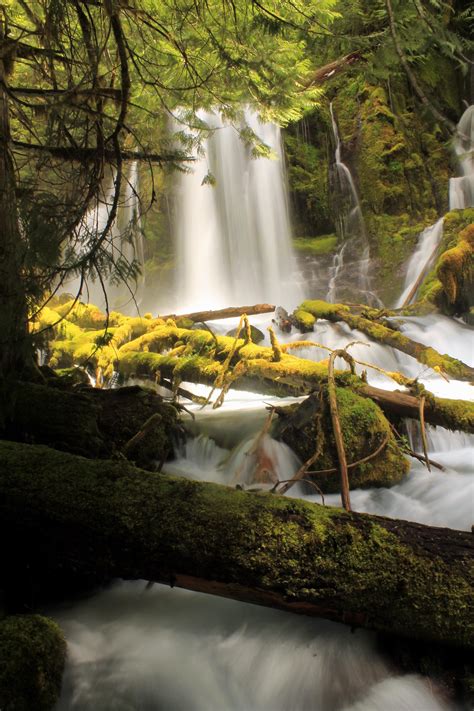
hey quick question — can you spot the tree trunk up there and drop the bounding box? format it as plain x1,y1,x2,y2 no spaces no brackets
0,23,30,378
1,439,472,648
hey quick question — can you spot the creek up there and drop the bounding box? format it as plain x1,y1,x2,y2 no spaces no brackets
52,108,473,710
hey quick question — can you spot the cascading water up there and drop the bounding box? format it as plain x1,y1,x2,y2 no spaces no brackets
327,104,378,305
51,108,474,711
396,104,474,308
174,110,303,312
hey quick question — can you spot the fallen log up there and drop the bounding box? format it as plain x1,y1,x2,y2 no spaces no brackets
117,347,474,434
1,440,472,648
160,303,275,323
293,300,474,382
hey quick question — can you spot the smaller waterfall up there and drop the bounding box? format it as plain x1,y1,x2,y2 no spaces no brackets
327,104,377,305
65,162,145,311
395,218,444,308
449,104,474,209
396,104,474,308
174,110,302,312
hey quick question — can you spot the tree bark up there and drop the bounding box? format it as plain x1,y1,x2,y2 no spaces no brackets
0,22,30,377
1,439,472,648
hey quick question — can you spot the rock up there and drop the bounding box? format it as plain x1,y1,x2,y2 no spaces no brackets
226,325,265,343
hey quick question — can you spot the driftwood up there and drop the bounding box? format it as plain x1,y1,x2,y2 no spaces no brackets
1,439,472,648
160,303,275,323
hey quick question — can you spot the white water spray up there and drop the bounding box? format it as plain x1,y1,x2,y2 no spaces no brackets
174,110,302,312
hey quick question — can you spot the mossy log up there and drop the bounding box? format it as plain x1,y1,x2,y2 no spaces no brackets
0,614,66,711
2,381,180,466
38,312,474,434
117,347,474,434
293,300,474,382
1,439,473,648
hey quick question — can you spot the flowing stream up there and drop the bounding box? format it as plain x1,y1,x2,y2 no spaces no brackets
52,108,474,710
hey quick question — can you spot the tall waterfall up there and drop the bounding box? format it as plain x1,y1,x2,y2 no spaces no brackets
396,104,474,308
174,110,302,312
326,104,377,305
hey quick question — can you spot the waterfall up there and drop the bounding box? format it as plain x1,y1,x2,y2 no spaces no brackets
449,104,474,209
395,218,444,308
396,104,474,308
174,110,302,312
65,162,145,311
327,104,378,305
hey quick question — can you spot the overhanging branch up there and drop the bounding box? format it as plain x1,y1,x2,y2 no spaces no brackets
12,140,194,164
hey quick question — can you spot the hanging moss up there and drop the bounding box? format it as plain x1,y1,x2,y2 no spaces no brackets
0,614,66,711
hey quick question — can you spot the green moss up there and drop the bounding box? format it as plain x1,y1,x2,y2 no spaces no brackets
418,210,474,316
292,309,316,332
293,234,338,255
277,387,409,493
299,300,349,318
0,614,66,711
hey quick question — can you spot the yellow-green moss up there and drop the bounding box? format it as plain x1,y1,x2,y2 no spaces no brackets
300,300,349,318
293,309,317,332
293,235,338,255
0,614,66,711
417,209,474,316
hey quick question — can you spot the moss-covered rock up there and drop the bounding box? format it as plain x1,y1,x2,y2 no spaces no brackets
275,389,409,493
0,614,66,711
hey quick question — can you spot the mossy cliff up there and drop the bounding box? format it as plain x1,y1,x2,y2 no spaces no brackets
0,614,66,711
0,439,472,648
284,68,460,304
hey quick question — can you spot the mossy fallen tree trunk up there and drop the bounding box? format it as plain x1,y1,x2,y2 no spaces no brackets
37,306,474,434
292,300,474,382
117,347,474,434
1,439,473,648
